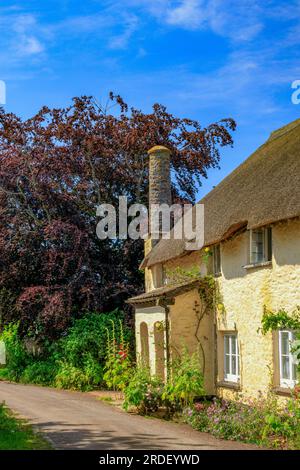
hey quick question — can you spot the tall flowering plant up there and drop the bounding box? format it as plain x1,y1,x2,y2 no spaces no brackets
103,320,132,391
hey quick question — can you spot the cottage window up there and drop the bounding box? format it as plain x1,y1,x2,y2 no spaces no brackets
250,227,272,264
224,334,240,383
279,330,298,388
213,244,221,276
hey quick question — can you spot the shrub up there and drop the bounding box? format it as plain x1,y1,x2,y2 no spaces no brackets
162,349,204,410
0,323,30,381
123,350,204,415
20,361,57,386
0,310,132,392
123,367,163,414
54,363,95,391
58,310,132,369
54,354,104,391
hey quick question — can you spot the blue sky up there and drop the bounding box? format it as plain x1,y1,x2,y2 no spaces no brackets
1,0,300,198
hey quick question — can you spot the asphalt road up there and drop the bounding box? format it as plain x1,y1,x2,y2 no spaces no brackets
0,381,258,450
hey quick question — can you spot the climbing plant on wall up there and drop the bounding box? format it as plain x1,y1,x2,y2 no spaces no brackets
260,306,300,371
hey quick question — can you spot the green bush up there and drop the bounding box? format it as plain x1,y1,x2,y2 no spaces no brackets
0,310,132,392
123,350,204,415
0,323,30,381
55,354,104,391
58,310,132,368
123,367,163,414
162,349,204,410
55,363,92,391
20,361,56,386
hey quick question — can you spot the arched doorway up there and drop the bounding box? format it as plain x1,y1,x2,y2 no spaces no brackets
140,322,150,369
154,321,165,380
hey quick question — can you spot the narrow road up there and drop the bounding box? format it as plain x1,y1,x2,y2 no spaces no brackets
0,382,257,450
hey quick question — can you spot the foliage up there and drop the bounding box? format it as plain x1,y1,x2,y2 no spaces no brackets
0,95,235,339
261,306,300,335
54,362,99,391
20,361,56,386
162,349,204,409
103,320,132,391
0,311,132,391
0,403,51,450
123,367,163,414
0,323,30,381
201,247,213,266
58,310,131,368
124,349,204,415
260,306,300,376
185,393,300,449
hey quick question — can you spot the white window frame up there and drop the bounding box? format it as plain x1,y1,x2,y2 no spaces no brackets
250,227,272,264
279,330,298,388
224,334,240,383
213,244,221,276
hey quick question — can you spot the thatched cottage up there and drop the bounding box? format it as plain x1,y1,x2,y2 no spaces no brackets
128,118,300,400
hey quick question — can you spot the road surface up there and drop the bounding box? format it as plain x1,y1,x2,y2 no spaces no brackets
0,382,258,450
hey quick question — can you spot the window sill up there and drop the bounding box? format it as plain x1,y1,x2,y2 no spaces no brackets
272,387,294,397
243,261,272,270
217,381,241,391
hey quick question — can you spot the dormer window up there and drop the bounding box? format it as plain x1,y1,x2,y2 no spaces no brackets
250,227,272,264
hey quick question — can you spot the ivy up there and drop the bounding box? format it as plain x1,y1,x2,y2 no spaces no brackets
260,306,300,379
261,306,300,335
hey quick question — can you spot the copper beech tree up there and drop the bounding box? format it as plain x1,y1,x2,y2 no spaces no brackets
0,94,236,339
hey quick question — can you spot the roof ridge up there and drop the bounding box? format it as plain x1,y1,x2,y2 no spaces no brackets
268,118,300,142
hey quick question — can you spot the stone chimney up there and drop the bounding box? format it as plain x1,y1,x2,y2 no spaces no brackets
145,145,171,256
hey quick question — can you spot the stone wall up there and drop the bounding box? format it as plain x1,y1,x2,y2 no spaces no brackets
144,146,171,292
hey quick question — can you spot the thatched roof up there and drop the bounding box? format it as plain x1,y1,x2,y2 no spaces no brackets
127,279,201,306
143,118,300,268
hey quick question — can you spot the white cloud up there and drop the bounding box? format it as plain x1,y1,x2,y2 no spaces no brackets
16,36,44,56
12,13,37,33
120,0,294,42
108,14,139,49
166,0,207,29
1,13,46,57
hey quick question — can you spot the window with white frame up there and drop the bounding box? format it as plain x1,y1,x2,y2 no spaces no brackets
213,244,221,276
279,330,298,388
224,334,240,382
250,227,272,264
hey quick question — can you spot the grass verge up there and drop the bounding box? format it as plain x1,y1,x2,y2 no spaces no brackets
0,402,52,450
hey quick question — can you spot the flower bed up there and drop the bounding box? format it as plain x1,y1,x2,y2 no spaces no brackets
184,392,300,449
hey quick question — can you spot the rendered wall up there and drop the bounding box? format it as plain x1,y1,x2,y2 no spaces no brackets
135,307,166,377
138,218,300,398
216,218,300,399
169,288,215,394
